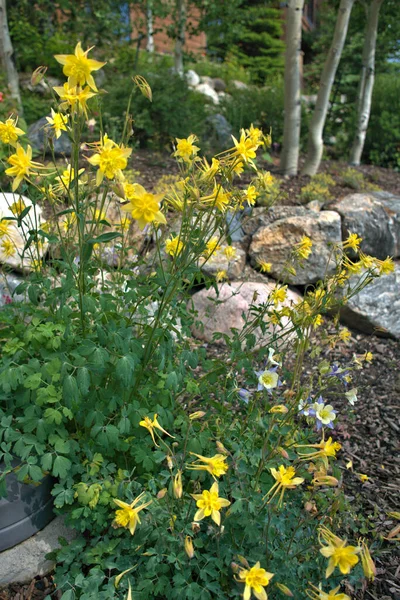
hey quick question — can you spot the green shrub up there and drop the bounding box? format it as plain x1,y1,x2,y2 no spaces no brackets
187,54,251,85
363,73,400,169
300,173,335,204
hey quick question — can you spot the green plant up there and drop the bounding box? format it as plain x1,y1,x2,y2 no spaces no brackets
300,174,335,204
340,168,381,191
0,42,391,600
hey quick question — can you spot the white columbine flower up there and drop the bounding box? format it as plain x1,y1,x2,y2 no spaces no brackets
257,369,279,391
345,388,358,406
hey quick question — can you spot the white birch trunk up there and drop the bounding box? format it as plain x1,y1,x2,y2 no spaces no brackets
281,0,305,176
350,0,384,165
146,0,154,53
174,0,186,76
302,0,355,176
0,0,23,114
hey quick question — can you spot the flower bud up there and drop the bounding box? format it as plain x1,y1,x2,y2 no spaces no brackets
276,583,294,597
216,441,229,455
184,536,195,559
166,455,174,470
173,470,183,499
191,522,201,534
360,539,376,581
157,487,168,499
279,447,289,460
31,65,47,86
189,411,206,420
132,75,152,102
313,475,339,487
269,404,288,414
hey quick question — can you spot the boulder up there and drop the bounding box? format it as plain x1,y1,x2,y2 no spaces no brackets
340,264,400,339
0,193,48,272
0,516,75,585
248,210,341,285
200,246,246,280
195,83,219,105
325,192,400,260
28,116,72,156
200,75,214,86
230,80,249,90
0,272,25,307
189,280,302,346
186,69,200,88
203,113,233,152
212,78,226,92
243,206,310,238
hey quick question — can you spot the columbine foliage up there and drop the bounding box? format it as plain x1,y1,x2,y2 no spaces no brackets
0,42,393,600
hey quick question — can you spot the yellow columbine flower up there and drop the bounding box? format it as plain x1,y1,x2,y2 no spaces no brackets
88,134,132,185
174,134,200,162
257,260,272,273
203,236,221,259
5,144,41,191
200,157,220,180
224,245,237,261
122,183,166,230
306,582,351,600
62,211,77,232
187,453,228,479
377,256,395,275
9,198,26,216
264,465,304,507
244,185,259,206
216,269,228,282
0,219,10,238
269,405,288,414
46,109,69,139
319,526,360,578
55,164,85,192
165,235,184,257
139,413,174,447
53,82,96,116
338,328,351,343
191,481,230,526
364,351,373,363
343,232,362,252
1,239,16,258
359,539,376,581
113,491,152,536
233,161,244,176
257,171,274,188
296,236,313,260
54,41,105,91
270,285,287,306
201,184,231,212
296,436,341,470
0,116,24,147
232,131,257,164
237,561,274,600
246,124,264,146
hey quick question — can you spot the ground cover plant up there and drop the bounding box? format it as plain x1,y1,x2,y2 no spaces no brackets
0,43,395,600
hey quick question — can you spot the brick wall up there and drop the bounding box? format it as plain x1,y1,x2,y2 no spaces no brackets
130,3,206,56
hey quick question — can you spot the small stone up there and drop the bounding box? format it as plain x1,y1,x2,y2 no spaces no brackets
200,246,246,280
230,80,249,90
212,78,226,92
0,272,25,306
0,516,75,585
186,69,200,87
195,83,219,105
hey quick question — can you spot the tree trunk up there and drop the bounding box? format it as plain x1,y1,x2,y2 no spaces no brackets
174,0,186,76
0,0,23,114
146,0,154,54
281,0,305,176
302,0,355,176
350,0,384,165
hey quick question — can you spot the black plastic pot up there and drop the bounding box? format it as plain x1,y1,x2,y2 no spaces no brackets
0,462,55,552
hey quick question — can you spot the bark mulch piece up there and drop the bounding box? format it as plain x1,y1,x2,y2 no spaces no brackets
0,576,57,600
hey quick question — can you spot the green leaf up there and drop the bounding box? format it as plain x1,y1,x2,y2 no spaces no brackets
88,232,122,244
53,455,72,478
60,590,75,600
166,371,178,391
116,355,135,387
77,367,90,396
24,373,42,390
44,408,63,425
28,464,44,482
41,453,53,471
63,374,79,406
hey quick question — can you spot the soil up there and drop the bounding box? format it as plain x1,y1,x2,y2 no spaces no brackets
1,154,399,599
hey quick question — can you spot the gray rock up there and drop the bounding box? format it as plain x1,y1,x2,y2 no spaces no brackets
28,116,72,157
195,83,219,105
200,246,246,280
0,516,75,585
230,80,249,90
0,272,25,307
186,69,200,87
203,113,233,152
189,280,302,347
200,75,214,86
243,206,310,238
326,192,400,260
212,78,226,92
340,264,400,339
249,211,342,285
